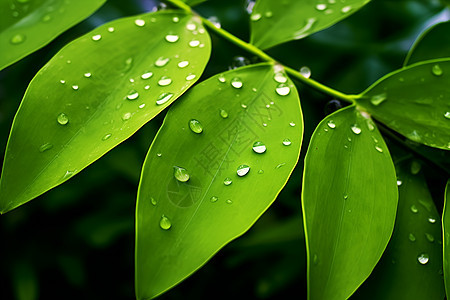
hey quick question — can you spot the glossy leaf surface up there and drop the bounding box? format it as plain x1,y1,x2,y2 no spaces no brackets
135,64,303,299
0,11,211,213
0,0,106,70
405,21,450,66
250,0,370,49
443,180,450,299
357,59,450,150
302,106,397,300
354,159,444,299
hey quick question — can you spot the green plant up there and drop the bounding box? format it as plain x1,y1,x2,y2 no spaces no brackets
1,0,449,299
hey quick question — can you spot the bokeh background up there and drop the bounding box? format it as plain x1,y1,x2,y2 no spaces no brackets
1,0,449,299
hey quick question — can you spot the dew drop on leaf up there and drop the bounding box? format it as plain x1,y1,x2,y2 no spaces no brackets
156,92,173,105
425,233,435,243
218,74,226,83
126,90,139,100
102,133,112,141
273,72,287,83
185,74,196,81
275,84,290,96
231,77,243,89
122,112,132,121
315,4,327,11
173,166,190,182
141,71,153,79
375,145,383,153
410,204,419,214
417,253,429,265
327,120,336,129
408,233,416,242
155,56,170,67
91,34,102,41
165,34,179,43
210,196,218,203
237,164,250,177
72,85,79,90
428,217,436,224
250,13,262,21
282,138,291,146
351,124,361,135
188,119,203,134
431,64,443,76
219,109,228,119
107,27,115,32
226,199,233,204
186,22,197,31
159,215,172,230
57,113,69,125
370,93,387,106
341,5,352,13
178,61,189,68
223,177,232,186
299,66,311,79
158,76,172,86
444,112,450,119
84,72,92,78
189,40,200,47
252,141,266,153
10,33,25,44
135,19,146,27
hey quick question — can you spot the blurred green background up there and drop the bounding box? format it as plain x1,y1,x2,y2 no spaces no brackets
0,0,449,299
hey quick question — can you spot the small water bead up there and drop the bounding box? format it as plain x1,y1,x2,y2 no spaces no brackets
275,83,290,96
186,22,197,31
57,113,69,125
327,120,336,129
141,71,153,79
60,80,65,84
156,153,162,157
122,112,132,121
10,33,25,44
159,215,172,230
84,72,92,78
426,233,435,243
92,34,102,41
223,177,232,186
72,85,79,90
276,163,286,169
127,90,139,100
155,56,170,67
231,77,243,89
218,75,226,83
341,5,352,13
219,109,228,119
251,141,267,154
107,27,115,32
410,204,419,213
417,253,429,265
432,64,443,76
178,61,189,68
186,74,196,81
258,169,264,174
237,164,250,176
210,196,218,203
299,66,311,79
351,124,361,135
172,16,179,23
208,16,221,28
39,143,53,152
173,166,190,182
158,76,172,86
289,122,296,127
226,199,233,204
370,93,387,106
250,13,262,21
156,92,173,105
165,34,179,43
282,138,291,146
189,40,200,47
102,133,112,141
150,197,157,206
397,180,402,186
315,4,327,11
63,170,75,180
189,119,203,134
408,233,416,242
375,145,383,153
274,72,287,83
428,217,436,224
144,85,150,90
135,19,146,27
444,112,450,119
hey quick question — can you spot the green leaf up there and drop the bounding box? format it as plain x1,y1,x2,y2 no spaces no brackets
0,0,106,70
302,106,398,300
250,0,371,49
354,159,445,299
135,63,303,299
183,0,207,6
0,11,211,213
443,179,450,299
357,58,450,150
405,21,450,66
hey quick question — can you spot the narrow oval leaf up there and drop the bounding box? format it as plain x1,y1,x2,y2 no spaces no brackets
404,21,450,66
302,106,398,300
357,58,450,150
443,179,450,299
250,0,370,49
354,159,444,299
0,0,106,70
135,63,303,299
0,11,211,213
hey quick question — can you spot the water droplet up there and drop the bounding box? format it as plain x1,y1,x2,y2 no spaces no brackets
135,19,146,27
408,233,416,242
258,169,264,174
102,133,112,141
186,74,196,81
141,71,153,79
351,125,361,135
218,75,226,83
155,56,170,67
59,80,65,84
276,163,286,169
250,13,262,21
150,197,157,206
375,145,383,153
159,215,172,230
83,72,92,78
39,143,53,152
276,84,290,96
426,233,435,243
122,112,132,121
231,77,243,89
156,92,174,105
186,22,197,31
226,199,233,204
158,76,172,86
165,34,179,43
126,90,139,100
173,166,190,182
92,34,102,41
172,16,179,23
108,27,115,32
417,253,429,265
237,164,250,176
189,119,203,134
289,122,296,127
10,33,25,44
223,177,232,186
241,104,248,109
274,72,287,83
178,61,189,68
72,85,79,90
210,196,218,203
432,64,443,76
410,161,421,175
219,109,228,119
428,217,436,224
139,103,146,109
252,141,266,153
444,112,450,119
208,16,221,28
144,85,150,90
282,138,291,146
370,93,387,106
156,153,162,157
397,180,402,186
189,40,200,47
299,66,311,78
341,5,352,13
327,120,336,129
316,4,327,11
410,204,419,213
63,170,75,180
57,113,69,125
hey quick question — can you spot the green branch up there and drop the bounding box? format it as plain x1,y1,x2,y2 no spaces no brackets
166,0,357,104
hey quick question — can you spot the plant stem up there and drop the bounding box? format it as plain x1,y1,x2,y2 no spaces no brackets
165,0,357,104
